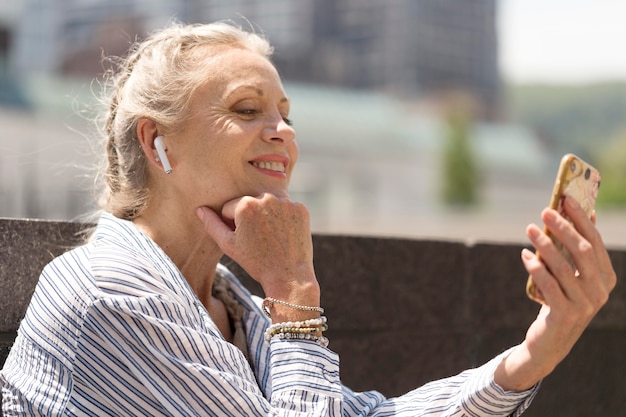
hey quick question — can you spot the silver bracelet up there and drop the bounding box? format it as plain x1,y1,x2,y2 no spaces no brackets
262,297,324,318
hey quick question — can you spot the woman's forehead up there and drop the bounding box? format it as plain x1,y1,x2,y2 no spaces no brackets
195,49,286,101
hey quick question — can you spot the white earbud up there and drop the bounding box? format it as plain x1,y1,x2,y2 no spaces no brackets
154,136,172,174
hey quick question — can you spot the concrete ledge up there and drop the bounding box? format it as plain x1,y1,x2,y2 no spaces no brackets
1,218,625,416
0,219,88,332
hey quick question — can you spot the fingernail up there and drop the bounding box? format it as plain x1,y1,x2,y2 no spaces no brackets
521,248,535,260
528,226,541,240
196,207,207,219
544,209,557,223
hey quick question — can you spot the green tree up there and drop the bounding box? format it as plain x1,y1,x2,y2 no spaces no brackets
441,104,479,206
596,131,626,208
507,82,626,159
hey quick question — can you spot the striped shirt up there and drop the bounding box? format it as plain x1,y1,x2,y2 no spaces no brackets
1,212,539,416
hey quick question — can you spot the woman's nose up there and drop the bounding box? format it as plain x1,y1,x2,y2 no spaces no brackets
261,114,296,145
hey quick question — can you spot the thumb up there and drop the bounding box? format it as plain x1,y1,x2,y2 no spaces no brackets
196,206,235,252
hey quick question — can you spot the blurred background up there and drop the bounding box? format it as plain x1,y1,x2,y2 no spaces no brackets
0,0,625,247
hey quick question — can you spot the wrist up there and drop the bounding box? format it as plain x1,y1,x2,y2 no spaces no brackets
259,269,321,322
265,287,321,324
263,297,324,317
263,273,320,302
494,342,552,392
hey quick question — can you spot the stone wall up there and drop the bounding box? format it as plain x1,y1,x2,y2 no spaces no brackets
1,218,624,415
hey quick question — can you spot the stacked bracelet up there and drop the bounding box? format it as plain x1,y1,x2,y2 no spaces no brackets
262,297,324,318
264,316,329,347
274,332,330,347
266,323,329,338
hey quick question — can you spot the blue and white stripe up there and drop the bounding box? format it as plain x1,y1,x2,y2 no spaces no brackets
1,212,539,416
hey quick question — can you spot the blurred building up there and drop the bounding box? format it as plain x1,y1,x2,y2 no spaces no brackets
3,0,500,118
0,0,563,244
7,0,177,79
241,0,501,120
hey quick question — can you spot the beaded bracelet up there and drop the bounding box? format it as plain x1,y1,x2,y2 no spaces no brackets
264,316,328,342
267,316,327,330
274,332,330,347
266,323,329,338
262,297,324,318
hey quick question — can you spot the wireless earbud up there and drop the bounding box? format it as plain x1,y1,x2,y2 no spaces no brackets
154,136,172,174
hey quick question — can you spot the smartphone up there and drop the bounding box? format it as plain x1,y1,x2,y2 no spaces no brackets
526,153,601,304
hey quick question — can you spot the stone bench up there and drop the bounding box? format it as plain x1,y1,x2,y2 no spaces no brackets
1,218,624,416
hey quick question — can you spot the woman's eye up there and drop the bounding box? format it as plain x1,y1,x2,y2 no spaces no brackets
234,107,292,126
236,109,258,117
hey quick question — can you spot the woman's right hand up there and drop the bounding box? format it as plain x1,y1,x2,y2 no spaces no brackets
196,193,320,321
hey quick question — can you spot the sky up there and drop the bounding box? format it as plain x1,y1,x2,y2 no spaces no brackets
498,0,626,84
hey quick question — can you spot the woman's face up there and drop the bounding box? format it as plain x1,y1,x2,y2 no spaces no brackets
165,47,297,211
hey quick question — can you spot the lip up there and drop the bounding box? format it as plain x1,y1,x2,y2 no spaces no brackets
248,154,290,177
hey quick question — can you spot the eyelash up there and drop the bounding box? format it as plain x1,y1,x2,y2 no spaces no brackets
236,109,258,117
235,109,293,126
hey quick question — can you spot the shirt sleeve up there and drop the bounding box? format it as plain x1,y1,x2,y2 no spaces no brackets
75,294,343,416
76,293,537,417
340,348,540,417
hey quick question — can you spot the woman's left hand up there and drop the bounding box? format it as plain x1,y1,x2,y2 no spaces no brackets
494,195,616,391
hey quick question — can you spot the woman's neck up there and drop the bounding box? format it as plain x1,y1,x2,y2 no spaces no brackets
132,205,224,307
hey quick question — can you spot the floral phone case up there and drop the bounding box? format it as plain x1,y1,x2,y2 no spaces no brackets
526,154,601,304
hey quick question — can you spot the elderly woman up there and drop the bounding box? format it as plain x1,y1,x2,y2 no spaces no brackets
1,22,615,416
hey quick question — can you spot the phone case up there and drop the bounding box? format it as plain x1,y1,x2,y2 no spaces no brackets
526,153,601,304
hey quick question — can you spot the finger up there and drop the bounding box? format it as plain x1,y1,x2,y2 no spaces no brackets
561,196,604,262
521,247,566,308
541,207,582,258
560,196,615,294
196,206,235,253
560,195,597,245
221,193,280,226
543,203,615,309
527,220,582,302
221,197,246,226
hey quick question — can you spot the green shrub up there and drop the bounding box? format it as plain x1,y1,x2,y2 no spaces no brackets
441,106,479,206
596,132,626,208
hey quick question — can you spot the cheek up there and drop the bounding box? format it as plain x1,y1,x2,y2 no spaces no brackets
289,142,299,172
207,112,234,134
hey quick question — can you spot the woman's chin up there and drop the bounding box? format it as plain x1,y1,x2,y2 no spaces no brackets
247,185,290,199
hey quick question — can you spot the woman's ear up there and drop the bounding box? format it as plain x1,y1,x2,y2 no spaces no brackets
137,118,171,173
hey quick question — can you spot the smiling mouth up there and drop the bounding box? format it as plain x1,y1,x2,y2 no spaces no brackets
250,161,286,173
